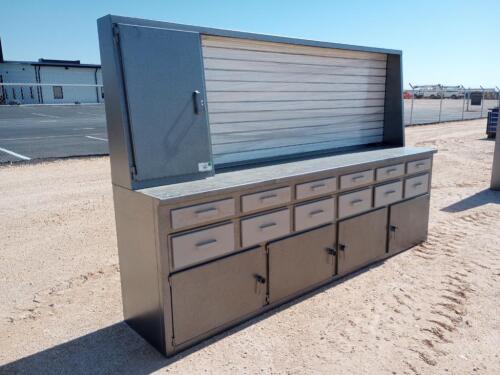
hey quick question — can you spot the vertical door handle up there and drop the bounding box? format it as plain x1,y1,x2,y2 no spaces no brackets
254,274,266,295
193,90,204,114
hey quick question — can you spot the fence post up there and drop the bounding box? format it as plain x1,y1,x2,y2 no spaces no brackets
409,83,415,126
461,86,466,120
480,86,485,118
438,85,444,123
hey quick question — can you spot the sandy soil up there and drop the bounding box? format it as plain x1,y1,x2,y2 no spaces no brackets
1,119,499,374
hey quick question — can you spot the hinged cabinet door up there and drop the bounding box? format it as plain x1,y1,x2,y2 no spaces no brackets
268,224,336,304
338,208,388,275
170,247,267,346
388,194,430,254
116,23,213,185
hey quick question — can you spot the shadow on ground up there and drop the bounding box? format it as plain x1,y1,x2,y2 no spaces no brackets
0,260,386,375
442,188,500,212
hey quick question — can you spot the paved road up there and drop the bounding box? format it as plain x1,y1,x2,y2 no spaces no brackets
0,100,494,163
0,104,108,163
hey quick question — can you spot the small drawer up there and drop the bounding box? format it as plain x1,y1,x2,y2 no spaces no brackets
241,209,290,247
171,198,235,230
340,170,374,190
295,198,336,231
405,174,429,198
338,188,372,218
407,158,431,174
241,187,291,212
376,163,405,181
296,177,337,200
171,223,235,270
374,181,403,207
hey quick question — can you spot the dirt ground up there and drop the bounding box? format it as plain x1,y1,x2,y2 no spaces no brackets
1,119,499,374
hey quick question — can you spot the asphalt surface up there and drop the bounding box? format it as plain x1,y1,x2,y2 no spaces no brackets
0,100,495,163
0,104,108,163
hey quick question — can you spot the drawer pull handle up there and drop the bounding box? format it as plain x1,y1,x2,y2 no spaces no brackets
350,199,364,206
416,162,426,167
309,209,325,217
413,182,424,188
259,222,277,230
387,168,398,174
260,194,278,202
352,175,365,181
311,183,326,191
195,238,217,248
195,207,218,217
384,190,397,195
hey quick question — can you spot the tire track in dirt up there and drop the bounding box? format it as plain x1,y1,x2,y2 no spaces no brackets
3,263,119,324
391,208,500,373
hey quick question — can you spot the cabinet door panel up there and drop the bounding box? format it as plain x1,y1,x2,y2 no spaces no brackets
388,194,430,254
268,224,336,303
171,247,267,345
338,208,387,275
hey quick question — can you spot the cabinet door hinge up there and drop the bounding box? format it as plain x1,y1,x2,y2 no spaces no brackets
130,165,137,178
112,25,120,44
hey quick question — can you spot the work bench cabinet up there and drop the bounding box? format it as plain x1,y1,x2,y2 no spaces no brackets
98,15,436,356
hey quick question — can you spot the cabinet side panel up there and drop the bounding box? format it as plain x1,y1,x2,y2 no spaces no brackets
112,185,165,353
97,16,134,189
383,53,404,146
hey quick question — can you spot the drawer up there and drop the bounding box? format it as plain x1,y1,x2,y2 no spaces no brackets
171,223,235,270
374,181,403,207
376,163,405,181
296,177,337,200
241,187,291,213
241,209,290,247
407,158,431,174
405,174,430,198
171,198,235,230
295,198,336,231
338,188,372,218
340,170,374,190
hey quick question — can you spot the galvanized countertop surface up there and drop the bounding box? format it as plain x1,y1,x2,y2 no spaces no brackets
139,146,436,203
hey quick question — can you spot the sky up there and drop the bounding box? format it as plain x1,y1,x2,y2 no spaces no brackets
1,0,499,89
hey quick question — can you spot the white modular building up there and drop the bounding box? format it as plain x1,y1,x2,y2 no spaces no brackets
0,39,103,105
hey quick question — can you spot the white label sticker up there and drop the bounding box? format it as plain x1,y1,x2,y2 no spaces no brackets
198,162,213,172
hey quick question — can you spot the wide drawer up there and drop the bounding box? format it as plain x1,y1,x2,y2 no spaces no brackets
407,158,431,174
340,170,374,190
376,163,405,181
374,181,403,207
338,188,372,218
171,223,235,270
241,209,290,247
296,177,337,200
171,198,235,230
295,198,336,231
405,174,430,198
241,187,291,212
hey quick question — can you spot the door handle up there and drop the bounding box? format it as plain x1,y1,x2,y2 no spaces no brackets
326,247,337,256
254,274,266,295
193,90,204,114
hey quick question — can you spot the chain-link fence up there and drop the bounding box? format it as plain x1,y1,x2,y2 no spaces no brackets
404,84,500,126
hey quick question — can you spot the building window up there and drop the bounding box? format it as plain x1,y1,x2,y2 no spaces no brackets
53,86,63,99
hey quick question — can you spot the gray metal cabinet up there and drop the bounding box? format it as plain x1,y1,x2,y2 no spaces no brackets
170,247,267,346
338,208,388,275
268,224,336,304
388,194,430,255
